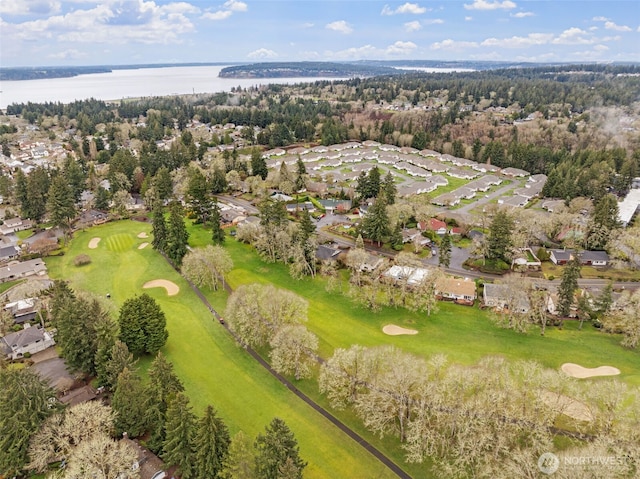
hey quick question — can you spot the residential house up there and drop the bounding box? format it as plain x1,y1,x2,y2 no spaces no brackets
436,277,477,305
384,265,431,285
421,218,448,235
0,245,20,262
0,217,33,236
498,195,529,208
550,249,609,267
4,298,38,324
0,258,47,283
580,250,609,266
432,193,460,207
483,283,531,312
501,167,530,177
315,244,342,262
402,228,422,244
360,253,384,273
549,249,572,265
0,325,55,360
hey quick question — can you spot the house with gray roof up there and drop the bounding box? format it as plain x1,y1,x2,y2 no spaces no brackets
0,258,47,283
1,325,55,360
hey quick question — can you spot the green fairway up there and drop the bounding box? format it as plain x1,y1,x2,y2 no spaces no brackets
209,236,640,387
45,221,397,479
104,233,135,252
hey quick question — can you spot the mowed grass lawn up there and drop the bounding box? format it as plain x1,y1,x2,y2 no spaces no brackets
189,228,640,388
45,221,396,479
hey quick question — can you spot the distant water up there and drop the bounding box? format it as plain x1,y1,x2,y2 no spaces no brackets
0,65,350,109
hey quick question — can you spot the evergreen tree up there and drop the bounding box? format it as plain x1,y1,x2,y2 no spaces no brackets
112,367,146,437
557,256,581,320
162,393,196,479
251,148,268,180
366,166,381,199
211,202,225,245
144,352,184,454
62,155,86,202
487,209,514,262
187,167,212,225
194,405,231,478
254,418,306,479
220,431,256,479
211,167,228,194
355,171,369,202
25,167,50,222
0,368,58,476
361,196,390,247
165,201,190,266
585,193,620,250
118,293,168,356
95,186,110,211
153,167,174,201
151,201,167,252
390,222,403,250
15,169,29,217
103,340,137,390
46,175,76,234
382,171,396,205
93,307,117,387
294,157,307,193
439,233,452,268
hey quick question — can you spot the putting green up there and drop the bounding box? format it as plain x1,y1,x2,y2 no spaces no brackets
104,233,135,252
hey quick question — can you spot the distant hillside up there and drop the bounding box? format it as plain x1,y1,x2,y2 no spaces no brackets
0,62,238,81
218,62,400,79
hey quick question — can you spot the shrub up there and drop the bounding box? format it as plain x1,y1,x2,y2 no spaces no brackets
74,254,92,266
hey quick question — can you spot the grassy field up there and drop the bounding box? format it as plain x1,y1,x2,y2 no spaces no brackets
46,219,640,479
45,220,397,479
194,231,640,387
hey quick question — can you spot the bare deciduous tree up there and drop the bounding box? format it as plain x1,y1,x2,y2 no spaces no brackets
182,245,233,291
269,325,319,380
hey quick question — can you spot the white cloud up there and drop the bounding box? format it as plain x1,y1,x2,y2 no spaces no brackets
326,20,353,34
48,48,86,60
203,10,232,20
572,44,610,59
552,27,593,45
511,11,534,18
203,0,247,21
404,21,421,32
224,0,247,12
386,40,417,55
424,18,444,25
465,16,473,21
604,21,631,32
592,16,609,22
482,32,553,47
464,0,516,11
247,48,278,59
0,0,61,16
381,2,427,15
301,22,314,28
326,40,417,60
431,39,479,51
4,1,197,45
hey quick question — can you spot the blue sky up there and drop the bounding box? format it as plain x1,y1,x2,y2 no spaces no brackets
1,0,638,66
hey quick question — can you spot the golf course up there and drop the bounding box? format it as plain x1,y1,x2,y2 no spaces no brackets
45,220,397,479
45,219,640,479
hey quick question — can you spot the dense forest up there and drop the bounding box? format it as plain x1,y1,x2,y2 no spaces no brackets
5,64,640,200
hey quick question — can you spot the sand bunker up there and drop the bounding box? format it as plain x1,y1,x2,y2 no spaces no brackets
138,242,149,250
383,324,418,336
88,237,101,249
561,363,621,379
540,391,594,422
143,279,179,296
137,232,149,238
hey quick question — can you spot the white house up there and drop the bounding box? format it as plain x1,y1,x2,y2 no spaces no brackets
0,325,55,360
